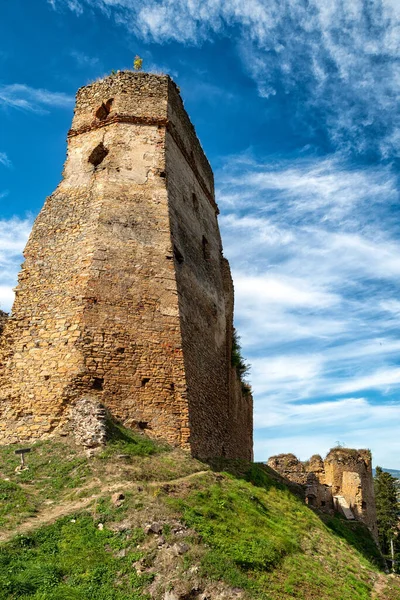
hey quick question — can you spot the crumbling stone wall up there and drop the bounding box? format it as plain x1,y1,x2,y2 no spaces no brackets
267,448,378,539
324,448,378,539
0,72,253,460
0,311,8,336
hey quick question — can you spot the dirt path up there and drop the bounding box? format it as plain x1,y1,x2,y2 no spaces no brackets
0,470,210,544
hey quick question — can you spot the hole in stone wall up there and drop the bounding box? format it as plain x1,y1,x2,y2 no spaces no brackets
321,500,326,507
192,192,199,211
362,501,367,510
202,236,210,261
170,383,175,391
88,142,109,167
116,347,125,354
159,171,166,178
138,421,148,430
173,245,184,265
141,377,150,387
44,375,50,381
306,495,316,507
92,377,104,391
95,98,113,120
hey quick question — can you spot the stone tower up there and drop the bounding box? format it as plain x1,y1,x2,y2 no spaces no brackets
0,72,253,460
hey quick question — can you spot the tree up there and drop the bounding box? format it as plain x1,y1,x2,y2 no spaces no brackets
374,466,400,572
231,328,251,395
133,55,143,71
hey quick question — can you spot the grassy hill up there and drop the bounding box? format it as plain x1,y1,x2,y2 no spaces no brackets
1,426,400,600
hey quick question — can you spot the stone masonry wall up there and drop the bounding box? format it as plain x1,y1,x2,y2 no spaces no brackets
324,448,378,539
0,311,8,336
267,448,378,539
165,81,252,459
0,72,253,460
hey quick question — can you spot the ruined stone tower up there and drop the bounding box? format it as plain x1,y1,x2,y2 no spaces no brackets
267,448,378,541
0,72,253,460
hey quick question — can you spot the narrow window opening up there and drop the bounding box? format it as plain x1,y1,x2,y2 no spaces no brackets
95,98,113,120
138,421,148,430
306,495,316,507
192,193,199,211
202,236,210,261
321,500,326,507
173,245,184,265
92,377,104,391
88,142,109,167
362,501,367,510
141,377,150,387
170,383,175,391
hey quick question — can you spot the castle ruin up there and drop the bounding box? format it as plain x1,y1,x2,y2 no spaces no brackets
267,448,378,540
0,72,253,460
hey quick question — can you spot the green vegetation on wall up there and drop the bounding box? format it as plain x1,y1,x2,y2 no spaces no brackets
231,328,251,395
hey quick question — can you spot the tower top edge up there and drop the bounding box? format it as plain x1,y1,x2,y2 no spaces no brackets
70,70,215,195
76,70,174,97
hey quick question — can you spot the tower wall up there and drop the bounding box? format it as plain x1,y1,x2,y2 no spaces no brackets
0,72,253,459
324,448,378,539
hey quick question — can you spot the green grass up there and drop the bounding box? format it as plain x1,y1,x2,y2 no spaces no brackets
0,515,151,599
0,480,37,527
0,437,396,600
0,441,91,530
168,466,383,599
100,420,168,459
0,441,90,496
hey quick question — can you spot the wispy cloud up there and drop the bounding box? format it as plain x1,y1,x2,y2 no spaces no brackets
0,152,12,168
0,84,74,114
48,0,83,14
217,151,400,461
0,217,33,312
51,0,400,159
70,50,99,68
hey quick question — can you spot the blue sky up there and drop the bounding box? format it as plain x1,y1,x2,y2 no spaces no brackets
1,0,400,467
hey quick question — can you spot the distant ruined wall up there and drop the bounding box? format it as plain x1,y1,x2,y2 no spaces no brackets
267,449,378,540
0,72,253,460
324,448,378,539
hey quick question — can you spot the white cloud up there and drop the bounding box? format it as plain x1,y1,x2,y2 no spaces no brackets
70,50,99,67
0,153,12,169
0,84,74,113
216,152,400,462
0,217,33,312
255,420,400,467
51,0,400,158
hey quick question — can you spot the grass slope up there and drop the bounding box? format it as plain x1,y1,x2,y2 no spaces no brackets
0,429,399,600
